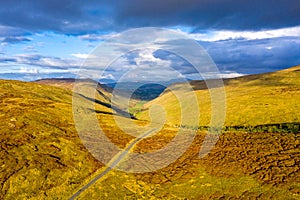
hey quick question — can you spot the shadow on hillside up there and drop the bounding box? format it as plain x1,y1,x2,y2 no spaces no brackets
86,108,114,115
78,94,137,119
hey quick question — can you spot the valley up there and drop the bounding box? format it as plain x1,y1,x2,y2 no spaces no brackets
0,66,300,199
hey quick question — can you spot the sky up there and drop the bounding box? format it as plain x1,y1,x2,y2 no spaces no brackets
0,0,300,82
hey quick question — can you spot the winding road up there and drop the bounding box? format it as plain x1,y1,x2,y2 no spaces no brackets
69,128,157,200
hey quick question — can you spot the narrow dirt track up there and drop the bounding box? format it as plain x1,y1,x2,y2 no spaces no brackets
69,128,157,200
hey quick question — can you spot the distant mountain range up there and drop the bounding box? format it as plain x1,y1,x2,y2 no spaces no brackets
34,77,192,101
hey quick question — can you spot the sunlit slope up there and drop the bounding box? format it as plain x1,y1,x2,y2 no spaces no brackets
137,66,300,127
0,79,151,199
1,75,299,199
35,79,114,113
34,78,76,90
0,80,105,199
35,78,136,117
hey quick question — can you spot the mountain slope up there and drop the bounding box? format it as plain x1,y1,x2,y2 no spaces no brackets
1,66,300,199
137,65,300,128
0,80,138,199
0,80,104,199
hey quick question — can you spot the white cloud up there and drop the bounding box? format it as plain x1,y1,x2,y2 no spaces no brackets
71,53,90,59
188,26,300,41
78,32,121,41
91,48,185,82
23,45,36,52
134,48,172,69
40,57,67,67
14,54,81,68
185,71,246,80
19,66,39,74
217,72,246,78
99,73,115,80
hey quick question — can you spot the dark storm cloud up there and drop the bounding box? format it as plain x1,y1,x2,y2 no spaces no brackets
200,36,300,74
153,36,300,77
0,0,299,35
116,0,300,31
0,0,299,80
0,0,118,35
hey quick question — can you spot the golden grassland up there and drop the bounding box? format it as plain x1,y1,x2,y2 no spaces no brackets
0,80,104,199
76,130,300,199
137,65,300,128
0,66,300,199
0,80,134,199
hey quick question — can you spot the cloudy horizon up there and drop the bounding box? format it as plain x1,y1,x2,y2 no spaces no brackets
0,0,300,82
